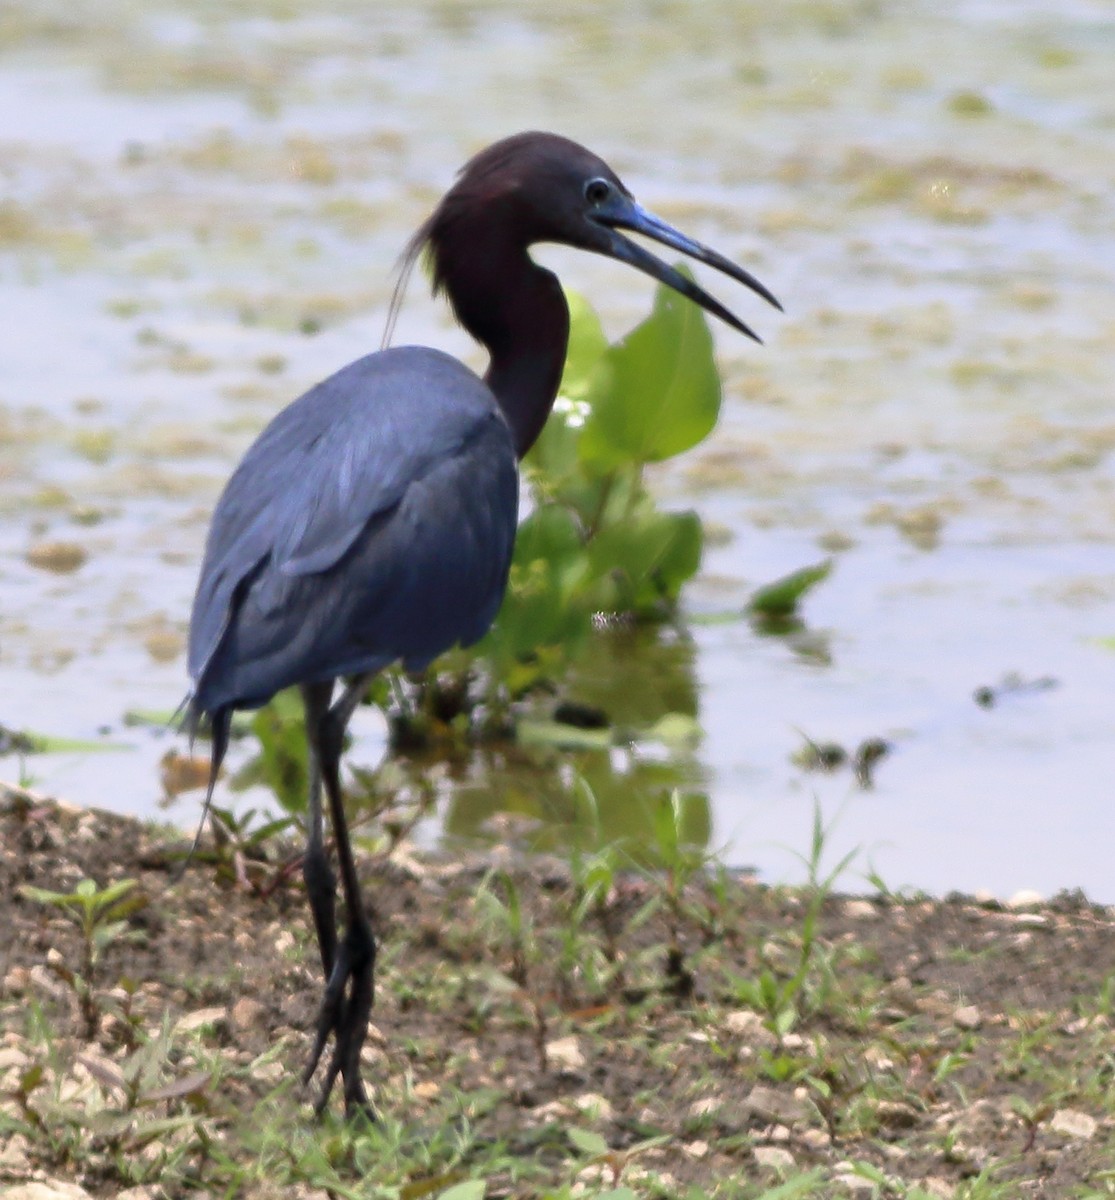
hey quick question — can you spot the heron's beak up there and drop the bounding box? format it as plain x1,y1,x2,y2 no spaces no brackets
589,194,781,343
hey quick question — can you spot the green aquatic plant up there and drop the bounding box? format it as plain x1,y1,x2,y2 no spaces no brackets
481,280,719,693
233,279,724,781
230,280,830,827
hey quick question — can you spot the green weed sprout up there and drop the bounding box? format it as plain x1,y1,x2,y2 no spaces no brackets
733,802,856,1040
474,869,550,1069
18,878,146,1038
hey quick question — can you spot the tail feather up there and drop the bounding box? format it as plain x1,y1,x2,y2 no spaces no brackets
173,702,232,881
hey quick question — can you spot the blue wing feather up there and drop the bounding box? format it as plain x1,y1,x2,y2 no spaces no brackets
188,345,518,714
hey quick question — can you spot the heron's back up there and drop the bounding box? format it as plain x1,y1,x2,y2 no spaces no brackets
188,345,518,715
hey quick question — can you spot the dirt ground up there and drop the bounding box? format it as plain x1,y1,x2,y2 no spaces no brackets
3,781,1115,1198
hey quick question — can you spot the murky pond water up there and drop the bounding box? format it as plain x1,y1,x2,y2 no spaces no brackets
2,0,1113,898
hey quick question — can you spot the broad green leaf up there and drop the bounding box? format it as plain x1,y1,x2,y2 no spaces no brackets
512,504,583,569
527,292,608,490
645,713,702,747
559,288,610,399
748,560,833,618
231,688,309,812
481,507,594,683
650,509,702,601
586,508,702,614
580,271,721,467
525,402,582,490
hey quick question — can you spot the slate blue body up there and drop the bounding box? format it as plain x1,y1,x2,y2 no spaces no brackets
188,345,518,717
181,132,777,1117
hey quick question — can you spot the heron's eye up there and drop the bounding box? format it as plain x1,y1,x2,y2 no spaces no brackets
584,177,612,206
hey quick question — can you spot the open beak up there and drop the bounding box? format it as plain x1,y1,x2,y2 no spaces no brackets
590,193,782,343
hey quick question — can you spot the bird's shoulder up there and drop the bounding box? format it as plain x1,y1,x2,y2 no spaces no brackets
189,346,513,678
240,345,499,470
212,345,507,553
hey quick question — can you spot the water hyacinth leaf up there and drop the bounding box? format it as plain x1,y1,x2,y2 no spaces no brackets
580,271,720,467
749,559,833,618
512,503,584,569
651,508,703,601
482,507,595,682
586,507,702,614
524,395,581,488
645,712,702,748
230,688,309,812
559,288,609,400
526,292,609,491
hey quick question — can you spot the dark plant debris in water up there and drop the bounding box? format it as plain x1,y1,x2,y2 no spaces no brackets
973,672,1060,710
791,731,891,789
3,782,1115,1197
0,724,36,756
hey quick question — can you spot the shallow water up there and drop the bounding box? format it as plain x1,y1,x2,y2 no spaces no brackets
1,0,1113,898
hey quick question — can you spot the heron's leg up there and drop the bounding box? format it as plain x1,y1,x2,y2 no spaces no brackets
301,673,377,1118
301,681,337,978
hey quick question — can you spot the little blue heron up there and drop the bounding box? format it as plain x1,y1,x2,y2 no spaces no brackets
185,131,780,1115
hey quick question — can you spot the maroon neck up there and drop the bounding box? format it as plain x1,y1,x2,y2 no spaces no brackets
482,263,569,458
431,224,570,459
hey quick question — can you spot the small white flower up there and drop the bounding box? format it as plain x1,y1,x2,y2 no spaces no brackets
553,394,591,428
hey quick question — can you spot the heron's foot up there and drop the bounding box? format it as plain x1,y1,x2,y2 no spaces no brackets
302,916,377,1119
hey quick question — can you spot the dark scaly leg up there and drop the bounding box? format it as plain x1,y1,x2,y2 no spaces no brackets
301,681,338,978
300,674,377,1118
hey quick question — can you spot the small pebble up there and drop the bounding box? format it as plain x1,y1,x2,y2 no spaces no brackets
1050,1108,1097,1139
572,1091,612,1120
545,1035,585,1070
753,1145,795,1170
174,1006,227,1035
953,1004,982,1030
833,1174,878,1194
724,1009,776,1045
747,1084,808,1125
3,1183,96,1200
229,996,265,1030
